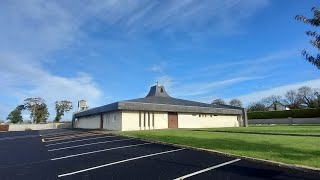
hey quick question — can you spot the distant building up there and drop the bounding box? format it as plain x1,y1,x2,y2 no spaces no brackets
268,101,290,111
72,85,248,131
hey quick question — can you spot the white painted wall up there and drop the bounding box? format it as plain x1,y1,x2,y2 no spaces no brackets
122,110,140,131
154,112,168,129
178,113,240,128
121,111,168,131
75,111,240,131
8,123,71,131
76,115,100,129
104,111,121,131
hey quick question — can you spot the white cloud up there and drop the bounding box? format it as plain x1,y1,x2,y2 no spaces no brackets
235,79,320,105
148,62,167,73
0,54,102,121
155,75,175,90
153,75,263,98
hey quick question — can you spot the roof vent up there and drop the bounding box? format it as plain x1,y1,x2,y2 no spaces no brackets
146,85,170,98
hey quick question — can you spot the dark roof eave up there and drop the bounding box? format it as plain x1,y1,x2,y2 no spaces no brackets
118,101,243,115
73,99,244,118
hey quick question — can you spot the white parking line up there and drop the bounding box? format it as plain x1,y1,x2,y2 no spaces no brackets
58,148,184,177
40,130,77,136
173,158,241,180
48,139,132,151
45,136,116,146
51,142,152,161
41,131,93,138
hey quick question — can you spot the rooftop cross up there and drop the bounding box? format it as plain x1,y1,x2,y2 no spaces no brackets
156,81,159,86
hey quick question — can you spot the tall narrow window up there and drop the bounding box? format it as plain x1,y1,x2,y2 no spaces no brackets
148,112,150,128
139,111,141,128
152,112,155,128
143,112,146,128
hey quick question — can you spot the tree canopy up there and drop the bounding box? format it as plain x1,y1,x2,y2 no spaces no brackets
54,100,73,122
229,99,242,107
211,99,226,105
24,98,49,123
296,7,320,69
6,105,25,124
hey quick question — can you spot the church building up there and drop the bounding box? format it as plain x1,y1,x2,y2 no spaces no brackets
72,85,248,131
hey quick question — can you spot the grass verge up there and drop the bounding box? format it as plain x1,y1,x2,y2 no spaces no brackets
200,125,320,135
119,126,320,168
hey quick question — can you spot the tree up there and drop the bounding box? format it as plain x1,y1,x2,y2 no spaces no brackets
24,98,48,123
261,95,283,110
54,100,73,122
284,89,302,109
296,7,320,69
297,86,317,108
6,105,25,124
229,99,242,107
30,103,50,123
211,99,226,105
247,102,267,112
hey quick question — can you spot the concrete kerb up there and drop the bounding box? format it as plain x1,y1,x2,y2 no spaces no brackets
109,133,320,174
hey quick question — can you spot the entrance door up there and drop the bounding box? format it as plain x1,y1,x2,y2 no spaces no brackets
168,112,178,128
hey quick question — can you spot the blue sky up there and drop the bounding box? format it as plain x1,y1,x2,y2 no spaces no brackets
1,0,320,121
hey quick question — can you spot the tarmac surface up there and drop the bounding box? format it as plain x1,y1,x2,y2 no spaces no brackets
0,129,319,180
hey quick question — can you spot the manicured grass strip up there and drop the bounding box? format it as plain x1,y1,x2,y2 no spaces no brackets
120,129,320,168
200,125,320,135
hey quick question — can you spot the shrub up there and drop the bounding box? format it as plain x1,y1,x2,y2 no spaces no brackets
25,128,32,131
248,108,320,119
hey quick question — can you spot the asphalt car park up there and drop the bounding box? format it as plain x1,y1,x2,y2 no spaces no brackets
0,129,319,180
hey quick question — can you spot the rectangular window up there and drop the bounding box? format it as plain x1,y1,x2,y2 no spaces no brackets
144,112,146,128
139,111,141,128
148,112,150,127
152,112,155,127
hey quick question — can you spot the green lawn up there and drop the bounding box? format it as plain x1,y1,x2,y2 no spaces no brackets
120,125,320,168
200,125,320,135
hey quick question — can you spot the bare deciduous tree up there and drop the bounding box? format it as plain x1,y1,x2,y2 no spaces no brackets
247,102,267,112
211,99,226,105
229,99,243,107
285,89,302,109
298,86,317,108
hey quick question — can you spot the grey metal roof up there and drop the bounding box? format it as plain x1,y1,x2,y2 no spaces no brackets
73,85,243,118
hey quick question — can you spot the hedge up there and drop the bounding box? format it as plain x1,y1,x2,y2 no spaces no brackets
248,108,320,119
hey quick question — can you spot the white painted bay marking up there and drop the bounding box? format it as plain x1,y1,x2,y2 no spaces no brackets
45,136,115,146
58,148,184,177
48,139,132,151
40,130,77,137
41,131,96,138
51,142,152,161
173,158,241,180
